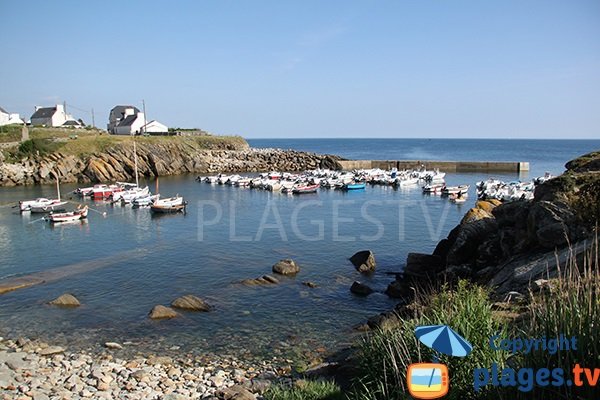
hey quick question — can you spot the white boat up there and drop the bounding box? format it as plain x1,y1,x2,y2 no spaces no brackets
21,198,67,213
21,176,67,213
132,194,160,208
47,205,88,223
150,196,186,214
118,186,151,204
443,185,470,195
396,177,419,187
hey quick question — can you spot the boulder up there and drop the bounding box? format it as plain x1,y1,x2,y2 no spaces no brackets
48,293,80,307
404,253,444,277
216,385,257,400
446,218,498,266
385,281,411,299
349,250,376,274
350,281,374,296
149,305,179,319
461,207,493,225
171,295,210,312
476,200,499,213
38,346,64,356
272,259,300,276
262,275,279,284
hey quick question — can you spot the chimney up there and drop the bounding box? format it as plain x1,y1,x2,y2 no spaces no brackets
56,104,64,112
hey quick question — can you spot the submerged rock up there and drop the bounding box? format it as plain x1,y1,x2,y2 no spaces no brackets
148,305,179,319
302,281,318,288
171,295,210,312
349,250,376,274
272,259,300,276
350,281,374,296
48,293,80,307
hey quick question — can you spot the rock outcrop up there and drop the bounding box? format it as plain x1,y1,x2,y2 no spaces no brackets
387,150,599,301
272,259,300,276
148,305,179,319
349,250,376,274
0,139,344,186
171,295,210,312
48,293,81,307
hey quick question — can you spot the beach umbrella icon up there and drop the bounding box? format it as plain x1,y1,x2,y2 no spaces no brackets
415,325,473,357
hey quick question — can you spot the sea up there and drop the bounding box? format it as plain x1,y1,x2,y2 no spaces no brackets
0,139,598,361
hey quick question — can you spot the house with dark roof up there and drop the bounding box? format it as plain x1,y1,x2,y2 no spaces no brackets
0,106,25,126
107,105,141,133
30,104,79,127
109,104,168,135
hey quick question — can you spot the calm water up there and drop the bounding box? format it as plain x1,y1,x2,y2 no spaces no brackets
0,139,598,359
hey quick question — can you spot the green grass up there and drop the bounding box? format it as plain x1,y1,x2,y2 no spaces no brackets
264,380,344,400
515,236,600,399
352,281,511,400
0,127,249,158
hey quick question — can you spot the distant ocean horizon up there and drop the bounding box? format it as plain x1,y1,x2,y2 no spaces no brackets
248,138,600,178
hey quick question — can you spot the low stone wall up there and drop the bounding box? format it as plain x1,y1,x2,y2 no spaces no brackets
338,160,529,172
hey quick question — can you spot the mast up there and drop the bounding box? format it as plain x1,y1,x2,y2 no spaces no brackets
55,174,61,201
133,135,139,187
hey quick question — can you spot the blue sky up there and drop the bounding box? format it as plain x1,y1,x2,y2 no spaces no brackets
1,1,599,138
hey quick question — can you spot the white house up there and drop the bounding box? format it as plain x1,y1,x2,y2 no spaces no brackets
109,104,169,135
141,120,168,133
0,106,25,126
113,112,147,135
107,105,140,133
30,104,75,127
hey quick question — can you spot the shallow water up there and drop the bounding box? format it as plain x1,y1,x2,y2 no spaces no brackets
1,138,598,359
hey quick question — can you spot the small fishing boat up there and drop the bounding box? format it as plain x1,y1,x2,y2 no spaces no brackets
92,184,116,199
21,198,68,213
132,194,160,208
150,196,186,214
118,186,151,204
23,176,68,213
291,184,319,194
73,186,94,197
47,205,88,223
422,184,445,194
343,183,366,190
442,185,470,196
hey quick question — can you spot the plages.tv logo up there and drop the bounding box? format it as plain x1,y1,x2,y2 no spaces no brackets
407,325,473,399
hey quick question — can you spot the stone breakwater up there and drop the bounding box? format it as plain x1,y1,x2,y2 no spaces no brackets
0,141,343,186
0,336,287,400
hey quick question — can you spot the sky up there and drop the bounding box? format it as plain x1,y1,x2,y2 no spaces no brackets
0,1,599,139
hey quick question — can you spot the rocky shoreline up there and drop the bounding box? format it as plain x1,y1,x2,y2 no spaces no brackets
0,140,344,186
0,334,285,399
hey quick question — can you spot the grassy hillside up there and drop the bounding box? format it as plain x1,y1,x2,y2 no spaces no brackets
1,126,248,160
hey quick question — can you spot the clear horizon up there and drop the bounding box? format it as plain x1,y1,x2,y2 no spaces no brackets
1,1,599,139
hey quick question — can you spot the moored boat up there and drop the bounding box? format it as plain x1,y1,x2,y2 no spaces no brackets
46,205,88,223
342,183,366,190
150,196,186,214
291,184,319,194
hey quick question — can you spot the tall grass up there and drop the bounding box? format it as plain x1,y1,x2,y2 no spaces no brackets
264,380,344,400
517,236,599,399
353,281,511,399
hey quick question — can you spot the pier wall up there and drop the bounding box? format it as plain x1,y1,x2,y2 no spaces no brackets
338,160,529,173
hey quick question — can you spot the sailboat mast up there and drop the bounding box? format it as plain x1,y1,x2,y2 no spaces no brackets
133,137,139,187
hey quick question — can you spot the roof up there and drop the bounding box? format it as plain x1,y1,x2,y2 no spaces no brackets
0,106,8,114
117,114,139,127
63,120,82,126
110,105,140,120
31,107,57,120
